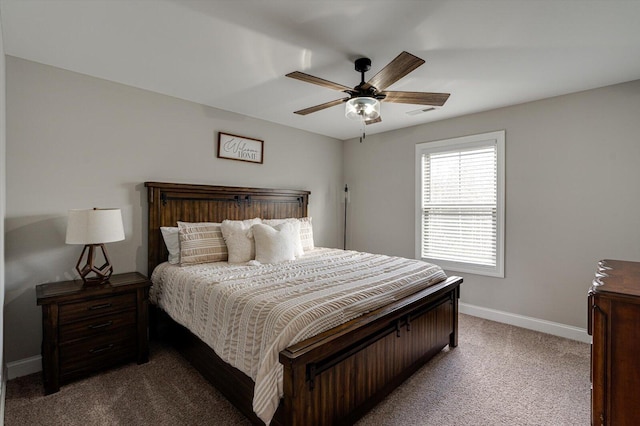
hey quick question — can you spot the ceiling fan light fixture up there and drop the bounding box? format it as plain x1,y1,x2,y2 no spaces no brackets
345,97,380,121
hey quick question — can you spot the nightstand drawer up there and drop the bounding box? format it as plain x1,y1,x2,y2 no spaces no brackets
60,327,136,372
60,343,137,382
59,310,137,343
59,293,136,324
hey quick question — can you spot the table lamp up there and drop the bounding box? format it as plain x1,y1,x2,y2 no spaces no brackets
65,208,125,284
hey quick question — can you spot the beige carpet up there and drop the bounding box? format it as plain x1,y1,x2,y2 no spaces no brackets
5,314,590,425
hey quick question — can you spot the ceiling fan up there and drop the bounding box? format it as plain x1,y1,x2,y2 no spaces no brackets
286,51,450,126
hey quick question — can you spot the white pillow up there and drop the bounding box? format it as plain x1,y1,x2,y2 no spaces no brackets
263,218,304,257
252,222,299,264
160,226,180,264
220,218,262,263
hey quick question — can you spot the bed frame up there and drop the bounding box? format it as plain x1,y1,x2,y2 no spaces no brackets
145,181,462,426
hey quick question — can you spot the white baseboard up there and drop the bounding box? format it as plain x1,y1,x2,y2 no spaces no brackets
459,302,590,344
7,355,42,380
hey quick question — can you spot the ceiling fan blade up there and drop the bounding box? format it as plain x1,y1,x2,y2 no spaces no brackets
364,51,425,91
286,71,352,92
365,116,381,125
294,98,349,115
381,91,450,106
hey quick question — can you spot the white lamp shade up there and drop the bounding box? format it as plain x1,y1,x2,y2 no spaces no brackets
65,208,125,244
345,97,380,121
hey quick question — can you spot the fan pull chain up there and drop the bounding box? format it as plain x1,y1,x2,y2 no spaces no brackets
360,118,366,143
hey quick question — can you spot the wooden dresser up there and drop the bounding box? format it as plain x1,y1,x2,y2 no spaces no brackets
36,272,151,394
588,259,640,426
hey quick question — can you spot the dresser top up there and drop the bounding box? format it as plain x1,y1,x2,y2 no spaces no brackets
591,259,640,297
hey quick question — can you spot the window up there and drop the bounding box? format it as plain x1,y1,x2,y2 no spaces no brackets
415,130,505,277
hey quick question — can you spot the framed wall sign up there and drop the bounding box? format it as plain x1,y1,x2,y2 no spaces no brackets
217,132,264,164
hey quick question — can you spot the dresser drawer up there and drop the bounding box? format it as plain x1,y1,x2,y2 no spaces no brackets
59,310,136,343
60,327,136,373
59,292,136,324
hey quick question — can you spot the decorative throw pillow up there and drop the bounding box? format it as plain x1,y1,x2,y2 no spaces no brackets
299,217,314,251
263,218,304,257
252,222,300,264
220,218,262,263
160,226,180,264
177,222,227,265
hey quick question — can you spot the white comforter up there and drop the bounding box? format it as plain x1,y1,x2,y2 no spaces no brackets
150,248,446,424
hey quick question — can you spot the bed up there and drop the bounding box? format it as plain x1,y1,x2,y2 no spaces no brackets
145,181,463,426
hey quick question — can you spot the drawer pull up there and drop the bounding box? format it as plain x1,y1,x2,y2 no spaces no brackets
88,303,112,311
89,344,114,354
88,321,113,330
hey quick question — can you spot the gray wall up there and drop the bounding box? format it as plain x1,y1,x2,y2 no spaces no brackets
344,80,640,329
4,57,343,363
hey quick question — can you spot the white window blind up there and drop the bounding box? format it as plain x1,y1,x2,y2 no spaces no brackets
415,131,505,277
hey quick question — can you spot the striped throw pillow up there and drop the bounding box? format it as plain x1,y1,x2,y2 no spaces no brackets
299,217,314,251
178,222,227,265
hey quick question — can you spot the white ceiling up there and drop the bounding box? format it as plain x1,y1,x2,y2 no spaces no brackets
2,0,640,140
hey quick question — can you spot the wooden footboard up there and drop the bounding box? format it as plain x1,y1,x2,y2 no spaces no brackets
152,275,461,426
277,276,460,425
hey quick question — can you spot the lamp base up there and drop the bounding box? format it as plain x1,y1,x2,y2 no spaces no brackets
76,244,114,285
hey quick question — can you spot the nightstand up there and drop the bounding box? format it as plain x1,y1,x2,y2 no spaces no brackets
36,272,151,394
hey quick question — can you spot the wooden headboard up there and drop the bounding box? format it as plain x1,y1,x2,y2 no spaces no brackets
145,182,310,275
